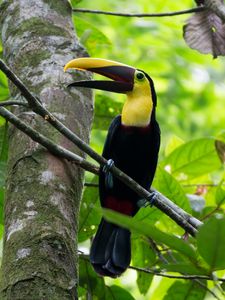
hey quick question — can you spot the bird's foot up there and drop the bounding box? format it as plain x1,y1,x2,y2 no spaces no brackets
137,199,149,208
103,159,115,189
137,192,157,208
148,191,157,207
103,159,115,173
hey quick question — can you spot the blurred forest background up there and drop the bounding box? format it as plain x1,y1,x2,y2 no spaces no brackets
1,0,225,299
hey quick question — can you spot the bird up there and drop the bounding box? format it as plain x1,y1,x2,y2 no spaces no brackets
64,58,160,277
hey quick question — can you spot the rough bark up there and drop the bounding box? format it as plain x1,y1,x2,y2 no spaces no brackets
0,0,93,299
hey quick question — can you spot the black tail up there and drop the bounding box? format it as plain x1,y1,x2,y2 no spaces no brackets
90,218,131,277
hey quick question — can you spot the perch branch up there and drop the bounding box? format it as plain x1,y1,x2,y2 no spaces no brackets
0,100,27,107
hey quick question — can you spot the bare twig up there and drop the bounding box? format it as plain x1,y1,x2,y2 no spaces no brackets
0,100,27,107
129,265,225,282
72,7,205,18
0,58,203,236
84,182,99,187
79,254,225,282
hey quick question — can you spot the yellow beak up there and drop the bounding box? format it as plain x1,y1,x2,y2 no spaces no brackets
64,57,135,93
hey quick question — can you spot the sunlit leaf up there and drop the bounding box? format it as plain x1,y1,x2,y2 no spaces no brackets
78,176,101,242
0,70,9,101
70,0,83,5
93,94,122,130
215,183,225,206
163,138,221,179
154,167,191,212
165,135,184,157
74,16,111,56
163,280,207,300
102,208,197,260
197,215,225,271
160,263,207,275
132,237,155,294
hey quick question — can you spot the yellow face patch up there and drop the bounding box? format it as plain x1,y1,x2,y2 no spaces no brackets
122,70,153,127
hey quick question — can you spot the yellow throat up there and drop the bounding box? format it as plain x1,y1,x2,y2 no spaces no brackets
122,73,153,127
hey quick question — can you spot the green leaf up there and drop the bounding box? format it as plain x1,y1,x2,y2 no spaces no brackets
197,215,225,271
132,237,155,294
102,208,196,260
79,258,135,300
160,263,207,275
134,205,163,225
165,135,184,157
74,16,111,56
0,71,9,101
78,176,101,242
163,138,221,179
163,280,207,300
215,183,225,206
93,94,123,130
154,167,191,212
79,258,106,299
70,0,83,5
106,285,135,300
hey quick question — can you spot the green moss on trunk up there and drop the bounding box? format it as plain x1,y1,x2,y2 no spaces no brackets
0,0,93,299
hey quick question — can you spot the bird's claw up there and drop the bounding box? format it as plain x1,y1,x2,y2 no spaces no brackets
103,159,115,173
148,191,157,207
137,192,157,208
103,159,115,189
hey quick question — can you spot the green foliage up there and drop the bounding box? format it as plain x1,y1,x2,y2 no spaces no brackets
79,258,135,299
79,176,101,242
102,208,197,260
162,138,222,180
197,215,225,271
74,16,111,56
1,0,225,299
163,280,207,300
132,237,155,294
73,1,225,298
153,167,191,212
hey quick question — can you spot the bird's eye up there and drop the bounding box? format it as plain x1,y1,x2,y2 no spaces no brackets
136,72,145,81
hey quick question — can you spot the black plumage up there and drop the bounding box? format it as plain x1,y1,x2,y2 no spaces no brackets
90,106,160,277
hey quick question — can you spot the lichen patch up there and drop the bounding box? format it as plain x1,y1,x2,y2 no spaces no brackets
40,170,55,184
26,200,34,208
16,248,31,260
7,219,26,241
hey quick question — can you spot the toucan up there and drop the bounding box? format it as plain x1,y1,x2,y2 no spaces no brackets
64,58,160,277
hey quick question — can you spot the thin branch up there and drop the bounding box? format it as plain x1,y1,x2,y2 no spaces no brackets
0,58,203,236
0,100,28,107
182,183,219,187
129,265,225,282
72,7,205,18
79,254,225,282
84,182,99,187
0,106,99,175
148,237,169,264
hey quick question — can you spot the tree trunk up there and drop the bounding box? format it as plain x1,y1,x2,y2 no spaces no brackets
0,1,93,299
